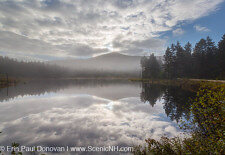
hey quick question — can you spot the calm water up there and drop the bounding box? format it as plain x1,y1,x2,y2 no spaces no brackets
0,80,194,154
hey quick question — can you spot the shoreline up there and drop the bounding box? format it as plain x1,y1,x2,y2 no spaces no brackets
130,78,225,92
1,77,225,91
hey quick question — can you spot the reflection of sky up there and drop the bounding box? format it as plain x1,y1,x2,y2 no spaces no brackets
0,90,183,151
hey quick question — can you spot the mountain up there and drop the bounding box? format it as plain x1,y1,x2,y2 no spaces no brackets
49,52,142,77
49,52,163,77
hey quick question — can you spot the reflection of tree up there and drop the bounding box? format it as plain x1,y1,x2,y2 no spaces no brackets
141,83,195,122
140,83,164,107
0,79,138,102
163,86,195,122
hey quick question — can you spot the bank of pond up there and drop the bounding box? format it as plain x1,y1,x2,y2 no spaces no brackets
134,82,225,155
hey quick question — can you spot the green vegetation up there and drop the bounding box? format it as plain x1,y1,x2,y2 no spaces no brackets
141,34,225,80
141,53,162,79
134,83,225,155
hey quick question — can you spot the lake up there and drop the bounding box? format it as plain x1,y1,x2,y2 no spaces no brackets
0,80,194,154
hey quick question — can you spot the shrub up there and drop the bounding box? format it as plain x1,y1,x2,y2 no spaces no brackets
134,83,225,155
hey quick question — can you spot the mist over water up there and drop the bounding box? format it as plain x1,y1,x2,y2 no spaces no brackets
0,80,194,153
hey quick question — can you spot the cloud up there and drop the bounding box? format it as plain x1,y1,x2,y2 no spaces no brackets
0,0,223,59
194,25,210,32
112,35,166,55
58,43,109,57
0,31,108,59
173,28,185,36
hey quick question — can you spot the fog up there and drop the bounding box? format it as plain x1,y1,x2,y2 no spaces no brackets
49,52,142,77
0,52,144,79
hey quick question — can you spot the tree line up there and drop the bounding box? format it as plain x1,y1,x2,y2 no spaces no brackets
141,34,225,79
0,56,72,78
0,56,138,79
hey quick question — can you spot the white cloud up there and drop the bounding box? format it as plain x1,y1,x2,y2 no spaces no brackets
172,28,185,36
112,35,166,55
194,25,210,32
0,0,223,59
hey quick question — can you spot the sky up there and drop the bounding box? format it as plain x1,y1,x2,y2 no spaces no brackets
0,0,225,61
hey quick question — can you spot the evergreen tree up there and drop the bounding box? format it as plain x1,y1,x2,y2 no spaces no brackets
218,34,225,78
175,42,185,78
192,39,207,78
148,54,161,79
143,34,225,80
170,44,177,78
141,56,148,78
205,36,218,79
141,54,161,79
164,47,173,79
184,42,193,77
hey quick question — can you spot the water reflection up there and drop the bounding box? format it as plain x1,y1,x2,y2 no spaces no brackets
163,86,195,122
140,83,164,107
0,80,194,154
0,79,141,102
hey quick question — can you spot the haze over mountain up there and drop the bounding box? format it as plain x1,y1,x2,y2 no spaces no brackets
49,52,143,77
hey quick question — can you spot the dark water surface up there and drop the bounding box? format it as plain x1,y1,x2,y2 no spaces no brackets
0,80,194,154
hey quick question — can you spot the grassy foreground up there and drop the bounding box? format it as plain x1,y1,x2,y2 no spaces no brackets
134,82,225,155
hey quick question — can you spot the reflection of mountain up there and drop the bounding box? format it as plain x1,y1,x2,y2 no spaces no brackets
49,52,142,77
0,79,141,102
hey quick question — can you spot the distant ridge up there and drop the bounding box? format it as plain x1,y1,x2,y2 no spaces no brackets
93,52,138,58
49,52,162,77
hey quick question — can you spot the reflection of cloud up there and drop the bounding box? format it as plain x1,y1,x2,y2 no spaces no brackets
0,94,182,150
112,97,164,116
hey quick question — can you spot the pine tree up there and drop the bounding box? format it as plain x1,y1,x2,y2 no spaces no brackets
170,44,177,79
218,34,225,78
164,47,173,79
148,54,161,79
184,42,193,77
141,56,148,78
205,36,218,79
175,41,185,78
193,39,207,78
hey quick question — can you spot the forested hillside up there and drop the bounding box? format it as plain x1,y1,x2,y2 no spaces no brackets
0,53,141,78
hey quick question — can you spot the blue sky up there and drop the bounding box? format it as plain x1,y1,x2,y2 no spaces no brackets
163,1,225,48
0,0,224,60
